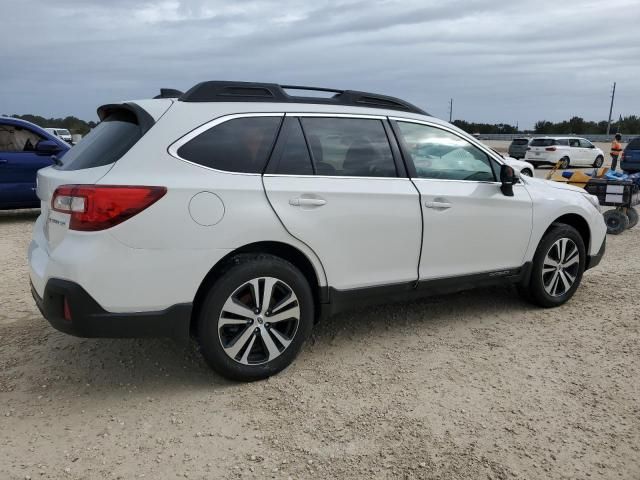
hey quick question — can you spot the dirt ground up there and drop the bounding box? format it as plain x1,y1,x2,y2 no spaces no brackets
1,209,639,480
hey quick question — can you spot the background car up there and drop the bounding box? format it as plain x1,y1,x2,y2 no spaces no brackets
621,136,640,173
490,148,534,176
525,137,605,168
45,128,73,145
0,117,70,209
507,137,530,159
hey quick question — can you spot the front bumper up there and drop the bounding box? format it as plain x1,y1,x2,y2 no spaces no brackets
32,278,192,341
586,236,606,270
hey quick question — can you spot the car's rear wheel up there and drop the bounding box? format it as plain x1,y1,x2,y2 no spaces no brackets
197,254,314,381
519,224,585,308
627,207,638,229
603,209,629,235
558,157,570,169
593,155,604,168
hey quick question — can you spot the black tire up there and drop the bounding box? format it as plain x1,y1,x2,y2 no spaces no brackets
558,157,570,169
603,209,629,235
626,207,638,229
520,224,585,308
593,155,604,168
197,254,314,381
520,168,533,177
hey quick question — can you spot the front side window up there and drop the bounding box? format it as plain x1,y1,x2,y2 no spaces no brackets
300,117,396,177
177,116,282,173
0,124,44,153
579,139,593,148
396,122,495,182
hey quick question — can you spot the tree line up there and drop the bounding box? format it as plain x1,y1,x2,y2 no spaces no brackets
454,115,639,135
10,114,96,136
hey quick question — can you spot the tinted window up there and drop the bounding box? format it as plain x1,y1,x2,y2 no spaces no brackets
579,139,593,148
59,111,141,171
511,139,529,145
269,117,313,175
397,122,496,182
530,139,556,147
300,118,396,177
568,139,580,147
178,117,281,173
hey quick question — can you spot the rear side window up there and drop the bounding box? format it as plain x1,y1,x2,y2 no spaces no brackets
300,117,396,177
177,117,282,173
59,110,141,171
268,117,313,175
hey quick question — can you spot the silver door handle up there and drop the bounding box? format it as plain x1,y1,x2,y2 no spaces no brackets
425,201,452,209
289,197,326,207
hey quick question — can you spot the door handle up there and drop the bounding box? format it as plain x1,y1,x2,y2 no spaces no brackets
289,197,326,207
425,201,452,209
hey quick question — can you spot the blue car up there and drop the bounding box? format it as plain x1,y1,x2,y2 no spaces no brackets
0,117,70,209
621,137,640,173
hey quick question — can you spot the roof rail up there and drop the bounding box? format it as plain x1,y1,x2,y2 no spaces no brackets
178,81,428,115
154,88,184,99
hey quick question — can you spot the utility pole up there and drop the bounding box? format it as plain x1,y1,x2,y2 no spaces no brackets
448,98,453,122
606,82,616,136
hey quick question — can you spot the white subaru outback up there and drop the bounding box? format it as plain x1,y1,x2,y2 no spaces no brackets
29,81,606,381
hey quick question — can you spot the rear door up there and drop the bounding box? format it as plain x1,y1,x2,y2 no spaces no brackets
0,122,54,207
263,114,422,291
391,119,532,280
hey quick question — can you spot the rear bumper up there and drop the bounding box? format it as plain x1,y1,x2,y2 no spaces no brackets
32,278,191,341
586,236,606,270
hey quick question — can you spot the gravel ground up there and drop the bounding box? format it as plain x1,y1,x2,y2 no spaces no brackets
1,209,639,480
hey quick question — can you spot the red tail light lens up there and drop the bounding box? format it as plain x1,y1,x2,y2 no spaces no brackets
545,147,556,151
51,185,167,231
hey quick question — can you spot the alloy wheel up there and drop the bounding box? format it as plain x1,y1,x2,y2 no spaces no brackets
217,277,300,365
542,238,580,297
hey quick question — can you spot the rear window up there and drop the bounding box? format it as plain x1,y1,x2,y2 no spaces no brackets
511,139,529,145
177,117,282,173
627,137,640,150
58,110,142,171
530,139,558,147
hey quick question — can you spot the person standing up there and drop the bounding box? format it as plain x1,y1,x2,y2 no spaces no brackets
610,133,623,171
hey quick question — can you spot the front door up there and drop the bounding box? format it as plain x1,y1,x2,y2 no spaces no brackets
392,119,533,280
0,123,53,207
263,115,422,291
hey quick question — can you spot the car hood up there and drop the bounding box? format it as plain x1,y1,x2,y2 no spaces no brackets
522,175,585,194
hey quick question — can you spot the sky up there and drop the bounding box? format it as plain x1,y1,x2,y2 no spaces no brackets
2,0,639,129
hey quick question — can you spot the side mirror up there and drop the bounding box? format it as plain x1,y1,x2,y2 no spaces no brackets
500,164,518,197
35,140,62,155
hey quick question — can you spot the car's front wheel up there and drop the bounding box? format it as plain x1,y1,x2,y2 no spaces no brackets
197,254,314,381
520,168,533,177
593,155,604,168
519,224,585,308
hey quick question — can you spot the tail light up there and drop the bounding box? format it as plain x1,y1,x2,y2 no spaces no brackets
52,185,167,231
545,147,556,151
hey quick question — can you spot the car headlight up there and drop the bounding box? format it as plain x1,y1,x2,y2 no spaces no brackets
582,192,600,210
